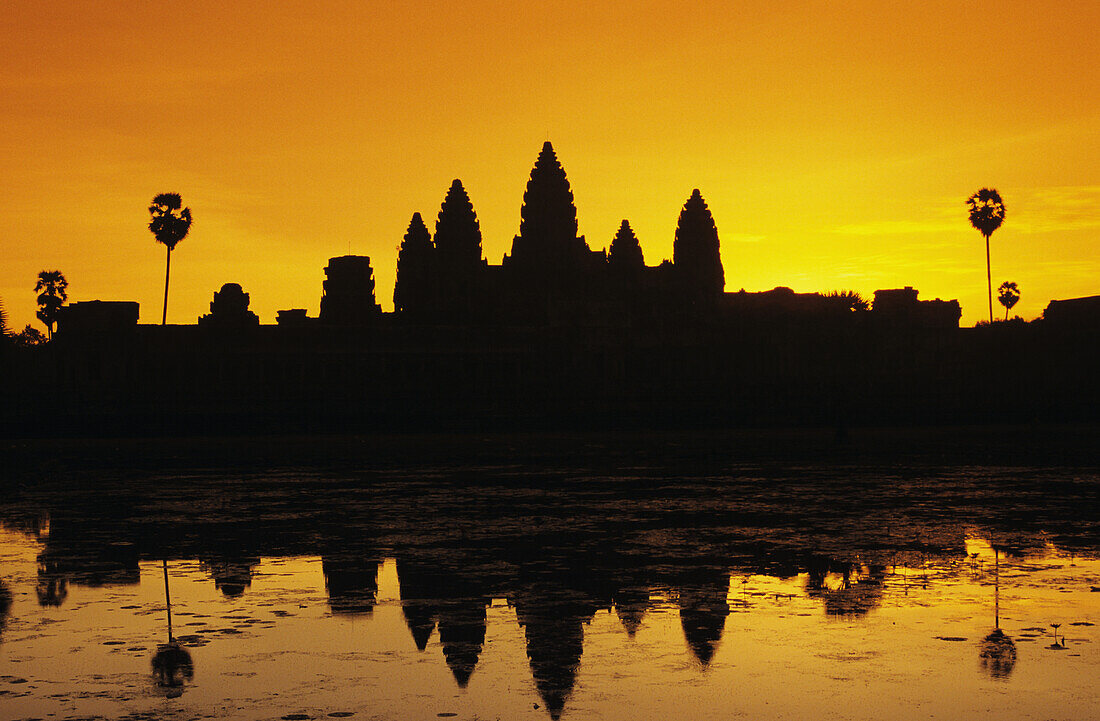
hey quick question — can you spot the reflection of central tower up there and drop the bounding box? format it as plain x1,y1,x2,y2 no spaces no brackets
515,596,593,721
319,255,382,325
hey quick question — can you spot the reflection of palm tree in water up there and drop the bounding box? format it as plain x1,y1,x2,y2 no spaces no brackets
152,642,194,693
152,559,194,696
979,546,1016,678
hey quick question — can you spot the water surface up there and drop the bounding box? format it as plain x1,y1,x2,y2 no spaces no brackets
1,432,1098,720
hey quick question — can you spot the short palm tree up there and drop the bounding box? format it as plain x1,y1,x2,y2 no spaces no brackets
148,193,192,325
997,281,1020,320
967,189,1006,324
34,270,68,339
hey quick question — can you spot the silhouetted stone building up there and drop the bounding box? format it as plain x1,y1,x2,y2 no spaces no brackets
21,140,1100,438
499,142,609,325
319,256,382,325
673,189,725,304
383,142,741,328
1043,294,1100,328
276,309,310,326
198,283,259,328
57,300,139,335
872,287,961,329
393,213,434,319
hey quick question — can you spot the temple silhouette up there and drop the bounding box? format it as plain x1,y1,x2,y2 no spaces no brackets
2,142,1098,434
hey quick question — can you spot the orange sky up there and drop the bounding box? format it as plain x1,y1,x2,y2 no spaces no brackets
2,0,1098,329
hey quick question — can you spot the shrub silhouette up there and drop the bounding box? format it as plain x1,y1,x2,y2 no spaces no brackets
826,290,869,312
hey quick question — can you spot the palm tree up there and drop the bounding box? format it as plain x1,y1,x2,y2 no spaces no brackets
148,193,193,325
34,270,68,339
997,281,1020,320
967,188,1006,324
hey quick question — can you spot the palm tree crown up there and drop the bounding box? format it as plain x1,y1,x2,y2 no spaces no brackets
967,187,1006,324
149,193,192,325
35,270,68,301
967,188,1005,239
148,193,192,251
35,270,68,339
997,281,1020,319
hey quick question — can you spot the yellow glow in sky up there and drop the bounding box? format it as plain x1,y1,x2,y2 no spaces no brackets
2,0,1098,329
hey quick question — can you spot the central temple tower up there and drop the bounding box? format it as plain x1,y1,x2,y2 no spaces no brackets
504,142,595,279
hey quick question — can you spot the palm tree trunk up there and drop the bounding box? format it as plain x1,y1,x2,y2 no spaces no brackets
985,233,993,324
161,246,171,326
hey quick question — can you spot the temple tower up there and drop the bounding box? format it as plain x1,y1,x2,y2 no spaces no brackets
673,189,724,300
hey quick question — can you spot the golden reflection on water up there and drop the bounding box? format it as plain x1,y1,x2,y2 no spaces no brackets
0,525,1098,720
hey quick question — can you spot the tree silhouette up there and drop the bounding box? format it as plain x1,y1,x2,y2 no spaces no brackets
14,325,47,347
673,189,724,299
826,290,869,312
967,188,1006,324
34,270,68,339
608,220,644,274
0,297,8,339
148,193,193,325
997,281,1020,320
394,212,434,316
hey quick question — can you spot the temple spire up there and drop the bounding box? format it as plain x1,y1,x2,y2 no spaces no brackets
507,141,589,274
434,179,483,270
393,212,433,315
608,219,644,273
673,189,724,298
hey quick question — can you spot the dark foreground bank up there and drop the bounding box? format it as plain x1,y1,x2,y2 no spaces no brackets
3,425,1100,487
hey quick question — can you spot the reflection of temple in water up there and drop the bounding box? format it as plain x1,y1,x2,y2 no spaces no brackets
396,560,490,686
805,558,886,617
12,466,1099,721
515,595,593,720
323,554,381,616
200,556,259,597
677,569,732,665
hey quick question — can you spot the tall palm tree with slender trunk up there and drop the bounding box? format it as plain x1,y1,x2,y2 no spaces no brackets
148,193,192,325
967,188,1006,324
